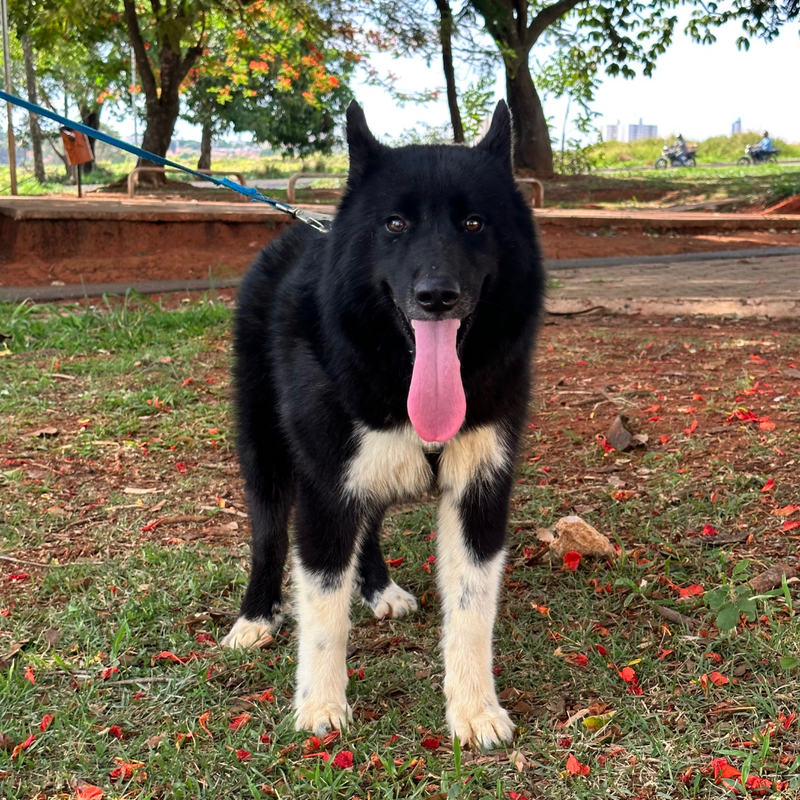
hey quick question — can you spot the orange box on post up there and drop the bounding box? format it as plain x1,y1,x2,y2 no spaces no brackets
59,127,94,165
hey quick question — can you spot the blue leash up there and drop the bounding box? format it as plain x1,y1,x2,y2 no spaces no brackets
0,89,333,233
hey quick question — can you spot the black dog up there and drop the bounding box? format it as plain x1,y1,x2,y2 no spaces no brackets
222,100,544,747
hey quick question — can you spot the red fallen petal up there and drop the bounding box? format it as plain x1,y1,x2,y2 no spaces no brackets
781,711,796,730
11,734,36,759
659,435,671,444
24,665,35,685
701,524,718,536
783,520,800,531
100,666,119,679
709,672,729,686
176,462,188,474
259,688,275,703
259,733,272,744
229,712,251,731
563,551,582,571
40,714,55,732
759,419,776,431
571,654,589,667
704,652,723,664
108,725,123,739
558,736,573,748
566,753,590,776
657,648,674,659
683,420,698,435
761,478,775,493
711,757,741,782
776,505,800,517
420,735,442,750
385,557,404,568
728,409,759,423
8,573,29,581
75,783,104,800
132,691,145,699
235,749,251,761
678,584,704,597
332,749,354,768
322,730,341,747
195,633,215,644
619,667,637,683
594,645,607,656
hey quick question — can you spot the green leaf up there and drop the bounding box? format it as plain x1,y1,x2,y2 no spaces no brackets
705,587,729,611
732,559,750,577
779,656,800,671
716,603,740,631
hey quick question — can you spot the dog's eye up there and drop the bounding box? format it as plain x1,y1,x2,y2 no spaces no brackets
463,216,484,232
386,216,408,234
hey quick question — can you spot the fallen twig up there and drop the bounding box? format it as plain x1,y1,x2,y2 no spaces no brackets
0,553,53,568
656,605,699,630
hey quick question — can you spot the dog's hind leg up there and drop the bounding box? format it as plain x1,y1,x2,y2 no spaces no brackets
436,425,516,749
292,489,362,735
358,509,418,620
222,375,293,649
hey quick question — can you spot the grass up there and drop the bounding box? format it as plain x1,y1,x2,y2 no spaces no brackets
596,133,800,169
543,163,800,209
1,297,799,798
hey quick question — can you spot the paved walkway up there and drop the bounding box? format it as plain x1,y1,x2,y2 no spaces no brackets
546,251,800,317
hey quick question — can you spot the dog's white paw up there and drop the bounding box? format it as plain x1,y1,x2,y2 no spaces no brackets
447,702,515,749
220,616,277,649
368,580,418,620
294,697,352,736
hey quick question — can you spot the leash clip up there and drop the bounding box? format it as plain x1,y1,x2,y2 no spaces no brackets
292,207,333,234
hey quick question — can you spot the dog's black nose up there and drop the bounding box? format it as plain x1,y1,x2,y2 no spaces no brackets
414,278,461,314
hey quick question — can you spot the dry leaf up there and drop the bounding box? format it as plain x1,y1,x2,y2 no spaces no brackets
549,516,617,559
29,426,59,438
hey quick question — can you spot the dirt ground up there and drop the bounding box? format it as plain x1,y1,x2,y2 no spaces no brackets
2,223,799,289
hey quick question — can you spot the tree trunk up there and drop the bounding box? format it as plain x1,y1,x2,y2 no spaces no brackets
197,122,212,170
434,0,464,143
136,96,181,184
20,35,46,185
78,105,101,175
123,0,203,186
505,53,554,177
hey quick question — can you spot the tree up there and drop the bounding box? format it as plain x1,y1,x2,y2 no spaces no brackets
181,5,355,168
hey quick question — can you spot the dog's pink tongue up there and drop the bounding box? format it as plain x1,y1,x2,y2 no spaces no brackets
408,319,466,442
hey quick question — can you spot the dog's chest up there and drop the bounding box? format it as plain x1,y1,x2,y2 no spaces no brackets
342,424,507,504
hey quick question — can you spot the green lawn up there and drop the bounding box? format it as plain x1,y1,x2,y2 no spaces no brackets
0,296,799,798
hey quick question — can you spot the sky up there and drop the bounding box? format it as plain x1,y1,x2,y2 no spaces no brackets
350,13,800,145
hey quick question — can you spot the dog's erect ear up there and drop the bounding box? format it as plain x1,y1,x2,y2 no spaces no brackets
347,100,383,184
476,100,513,169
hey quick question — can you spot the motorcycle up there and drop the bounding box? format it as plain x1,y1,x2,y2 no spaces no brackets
738,144,779,166
655,144,697,169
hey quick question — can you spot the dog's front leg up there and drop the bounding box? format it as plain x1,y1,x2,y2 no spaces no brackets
437,427,516,748
292,491,361,736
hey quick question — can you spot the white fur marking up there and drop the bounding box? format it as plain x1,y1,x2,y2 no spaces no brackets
368,580,418,619
439,424,509,498
221,616,278,649
343,425,433,503
436,425,515,748
293,558,356,735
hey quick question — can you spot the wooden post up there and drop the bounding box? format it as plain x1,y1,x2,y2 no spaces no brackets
1,0,17,195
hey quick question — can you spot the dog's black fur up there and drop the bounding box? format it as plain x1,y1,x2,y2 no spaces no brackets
226,100,544,741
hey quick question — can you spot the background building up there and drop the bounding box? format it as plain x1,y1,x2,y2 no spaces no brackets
628,118,659,141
